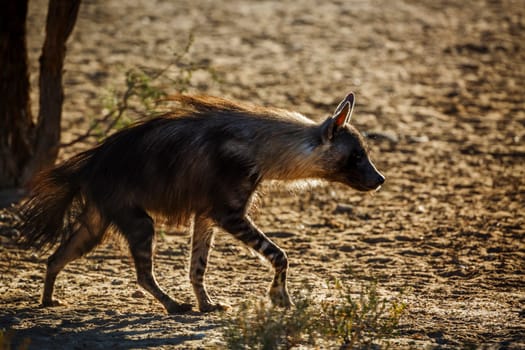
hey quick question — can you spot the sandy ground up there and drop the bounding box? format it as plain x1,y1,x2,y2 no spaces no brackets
1,0,524,348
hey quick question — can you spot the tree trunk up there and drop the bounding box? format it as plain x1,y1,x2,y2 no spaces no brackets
0,0,34,191
24,0,81,180
0,0,81,207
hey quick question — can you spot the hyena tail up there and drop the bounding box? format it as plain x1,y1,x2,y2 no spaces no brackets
16,151,92,251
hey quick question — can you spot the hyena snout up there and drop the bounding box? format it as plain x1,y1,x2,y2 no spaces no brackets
368,170,385,189
346,158,385,192
361,159,385,191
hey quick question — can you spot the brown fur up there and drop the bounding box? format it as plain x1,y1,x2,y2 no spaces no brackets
17,93,384,313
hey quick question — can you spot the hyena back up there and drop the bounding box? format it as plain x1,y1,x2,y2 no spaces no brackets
17,92,384,313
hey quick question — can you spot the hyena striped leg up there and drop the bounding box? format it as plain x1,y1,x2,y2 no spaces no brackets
189,215,227,312
217,214,293,307
114,207,192,314
42,204,107,307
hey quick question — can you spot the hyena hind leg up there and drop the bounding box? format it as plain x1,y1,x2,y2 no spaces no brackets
189,215,229,312
114,207,192,314
42,205,107,307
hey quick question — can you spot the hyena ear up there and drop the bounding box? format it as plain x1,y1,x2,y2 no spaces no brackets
320,92,355,143
333,92,355,125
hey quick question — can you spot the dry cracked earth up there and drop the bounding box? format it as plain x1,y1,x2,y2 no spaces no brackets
1,0,524,348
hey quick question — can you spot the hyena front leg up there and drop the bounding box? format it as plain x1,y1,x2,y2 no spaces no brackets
42,204,107,307
217,214,293,307
114,207,192,314
189,215,228,312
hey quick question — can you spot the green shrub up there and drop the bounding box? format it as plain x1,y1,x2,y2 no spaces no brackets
318,279,406,349
62,33,220,148
221,279,406,349
222,291,316,350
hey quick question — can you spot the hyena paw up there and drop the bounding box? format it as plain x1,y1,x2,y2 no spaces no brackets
41,299,64,307
165,301,193,314
269,288,294,308
199,302,230,313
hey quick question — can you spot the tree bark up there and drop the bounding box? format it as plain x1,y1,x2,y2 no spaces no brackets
24,0,81,180
0,0,81,206
0,0,34,190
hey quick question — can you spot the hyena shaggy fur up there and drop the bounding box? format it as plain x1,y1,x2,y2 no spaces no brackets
17,92,385,313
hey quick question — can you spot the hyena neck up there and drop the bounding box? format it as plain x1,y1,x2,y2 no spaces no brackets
257,126,325,181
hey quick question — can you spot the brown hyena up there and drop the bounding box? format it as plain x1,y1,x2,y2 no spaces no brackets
17,92,384,313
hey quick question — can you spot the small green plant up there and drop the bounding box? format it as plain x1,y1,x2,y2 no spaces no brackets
223,290,317,350
221,279,406,349
318,278,406,349
62,33,220,148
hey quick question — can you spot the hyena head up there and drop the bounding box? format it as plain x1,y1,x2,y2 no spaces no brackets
318,92,385,191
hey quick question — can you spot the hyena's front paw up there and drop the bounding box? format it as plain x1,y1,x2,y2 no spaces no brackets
165,300,193,314
41,298,64,307
269,287,294,308
198,301,230,313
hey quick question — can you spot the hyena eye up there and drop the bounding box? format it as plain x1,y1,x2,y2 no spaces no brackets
351,152,364,162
